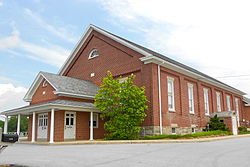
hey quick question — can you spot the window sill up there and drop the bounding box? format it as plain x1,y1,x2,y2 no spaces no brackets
168,109,176,112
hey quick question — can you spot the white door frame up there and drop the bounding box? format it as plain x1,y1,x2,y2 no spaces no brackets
232,116,238,135
37,113,48,139
64,111,76,139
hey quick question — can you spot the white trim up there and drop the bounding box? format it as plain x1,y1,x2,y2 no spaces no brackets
216,92,222,112
58,25,152,75
226,95,231,111
54,91,95,99
17,114,21,135
4,116,8,134
31,112,36,143
140,56,245,96
167,77,175,112
90,111,94,140
188,83,195,114
203,88,209,116
23,72,57,102
235,98,240,126
88,48,99,59
49,108,55,144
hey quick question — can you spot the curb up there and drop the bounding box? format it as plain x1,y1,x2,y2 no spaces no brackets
16,134,250,145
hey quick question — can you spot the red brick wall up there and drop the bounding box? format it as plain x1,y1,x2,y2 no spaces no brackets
243,106,250,122
31,79,58,104
158,66,243,129
54,111,64,142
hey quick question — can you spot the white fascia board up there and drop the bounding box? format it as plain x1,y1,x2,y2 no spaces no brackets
140,56,246,96
58,25,93,75
3,103,98,116
54,91,95,100
58,25,153,75
23,72,58,102
23,72,44,102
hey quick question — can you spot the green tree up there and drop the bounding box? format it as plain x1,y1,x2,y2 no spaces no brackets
95,72,148,140
208,115,229,131
0,116,28,132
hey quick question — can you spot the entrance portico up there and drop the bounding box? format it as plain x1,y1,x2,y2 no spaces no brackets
1,99,100,143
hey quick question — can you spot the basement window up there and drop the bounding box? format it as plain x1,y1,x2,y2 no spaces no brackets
88,49,99,59
192,128,195,133
171,128,176,134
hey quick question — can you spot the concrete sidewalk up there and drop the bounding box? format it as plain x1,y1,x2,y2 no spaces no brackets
17,134,250,145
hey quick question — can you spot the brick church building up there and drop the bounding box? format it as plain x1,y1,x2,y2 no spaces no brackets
2,25,250,143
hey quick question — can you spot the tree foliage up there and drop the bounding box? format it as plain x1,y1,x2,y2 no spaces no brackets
95,72,148,140
208,115,229,131
0,116,28,132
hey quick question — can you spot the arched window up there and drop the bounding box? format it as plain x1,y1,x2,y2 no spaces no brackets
42,80,48,87
88,49,99,59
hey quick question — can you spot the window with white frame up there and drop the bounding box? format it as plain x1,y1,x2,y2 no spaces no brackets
235,98,240,126
216,92,222,112
88,49,99,59
188,83,195,114
226,95,231,111
203,88,209,115
167,77,175,111
89,113,98,128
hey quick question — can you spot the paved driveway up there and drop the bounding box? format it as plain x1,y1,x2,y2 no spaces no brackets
0,137,250,167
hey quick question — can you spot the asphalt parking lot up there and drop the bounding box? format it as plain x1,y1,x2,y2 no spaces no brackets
0,137,250,167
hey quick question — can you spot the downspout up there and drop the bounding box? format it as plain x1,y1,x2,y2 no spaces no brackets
158,62,164,134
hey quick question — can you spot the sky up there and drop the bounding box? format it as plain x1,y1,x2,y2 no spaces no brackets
0,0,250,112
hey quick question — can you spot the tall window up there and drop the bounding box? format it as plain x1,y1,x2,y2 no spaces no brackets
226,95,231,111
203,88,209,115
89,113,99,128
168,77,175,111
188,83,194,114
235,98,240,126
216,92,222,112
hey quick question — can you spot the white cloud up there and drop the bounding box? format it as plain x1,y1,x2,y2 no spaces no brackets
99,0,250,96
0,84,28,112
24,8,78,43
0,29,69,67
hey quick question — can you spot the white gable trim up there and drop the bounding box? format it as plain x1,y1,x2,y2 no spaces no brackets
23,72,57,102
58,25,153,75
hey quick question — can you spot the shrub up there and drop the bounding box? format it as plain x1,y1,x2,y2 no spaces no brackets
142,130,232,140
238,126,248,132
208,115,229,131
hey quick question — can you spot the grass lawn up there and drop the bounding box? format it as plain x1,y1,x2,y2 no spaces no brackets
142,130,232,140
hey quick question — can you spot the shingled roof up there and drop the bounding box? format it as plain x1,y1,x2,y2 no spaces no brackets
41,72,99,96
23,72,99,101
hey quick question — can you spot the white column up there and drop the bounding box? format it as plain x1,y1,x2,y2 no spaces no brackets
50,108,55,144
17,114,21,135
90,111,93,140
31,112,36,143
4,116,8,134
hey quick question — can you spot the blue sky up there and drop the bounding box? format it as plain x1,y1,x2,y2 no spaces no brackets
1,0,250,112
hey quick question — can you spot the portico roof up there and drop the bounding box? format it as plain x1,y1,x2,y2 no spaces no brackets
210,111,236,118
1,99,98,116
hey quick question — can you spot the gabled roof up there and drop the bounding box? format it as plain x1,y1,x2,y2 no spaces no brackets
58,24,245,96
23,72,99,102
